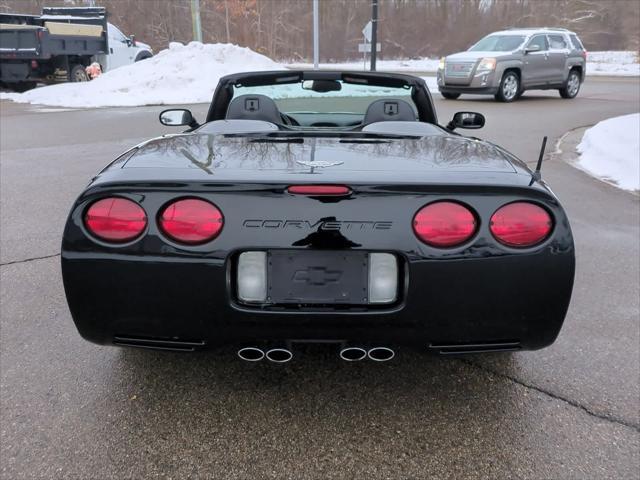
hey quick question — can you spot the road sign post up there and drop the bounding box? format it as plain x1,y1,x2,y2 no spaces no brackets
370,0,378,71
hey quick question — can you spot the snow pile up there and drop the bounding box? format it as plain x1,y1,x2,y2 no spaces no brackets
576,113,639,191
288,58,441,73
290,52,640,77
0,42,284,108
587,51,640,76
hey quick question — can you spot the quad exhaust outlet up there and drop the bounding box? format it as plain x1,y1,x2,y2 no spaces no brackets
339,345,395,362
238,345,395,362
237,346,293,363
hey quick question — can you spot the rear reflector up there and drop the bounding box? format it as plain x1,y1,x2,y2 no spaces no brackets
84,197,147,243
368,253,398,304
237,251,267,302
287,185,351,196
413,201,477,247
490,202,552,247
159,198,223,245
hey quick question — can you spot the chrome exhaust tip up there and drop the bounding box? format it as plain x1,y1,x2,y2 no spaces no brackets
265,348,293,363
339,347,368,362
237,347,265,362
367,347,395,362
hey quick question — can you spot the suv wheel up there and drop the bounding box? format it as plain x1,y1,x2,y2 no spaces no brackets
495,71,520,102
441,92,460,100
560,70,581,99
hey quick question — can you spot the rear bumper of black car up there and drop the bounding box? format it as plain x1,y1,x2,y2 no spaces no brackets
62,245,574,353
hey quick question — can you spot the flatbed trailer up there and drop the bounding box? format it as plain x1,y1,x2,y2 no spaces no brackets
0,7,108,91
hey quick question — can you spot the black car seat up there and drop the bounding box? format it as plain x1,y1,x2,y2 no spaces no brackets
226,94,282,124
362,98,416,125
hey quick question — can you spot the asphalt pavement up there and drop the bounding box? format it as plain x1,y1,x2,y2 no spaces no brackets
1,76,639,479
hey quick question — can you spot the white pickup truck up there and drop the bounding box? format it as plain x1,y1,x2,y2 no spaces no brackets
99,22,153,71
0,6,153,91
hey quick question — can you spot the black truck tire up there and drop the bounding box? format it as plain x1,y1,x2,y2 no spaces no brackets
441,92,461,100
70,64,89,82
10,81,37,93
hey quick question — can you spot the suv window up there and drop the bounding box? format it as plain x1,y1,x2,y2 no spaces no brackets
527,35,548,51
548,34,568,50
569,34,584,50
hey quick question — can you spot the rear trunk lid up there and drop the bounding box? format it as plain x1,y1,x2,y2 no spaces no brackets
100,132,527,187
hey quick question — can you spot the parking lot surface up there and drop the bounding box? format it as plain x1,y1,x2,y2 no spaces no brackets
1,76,639,479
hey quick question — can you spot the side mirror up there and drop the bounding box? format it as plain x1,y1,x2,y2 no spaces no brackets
524,44,541,54
159,109,197,127
447,111,485,130
129,34,136,47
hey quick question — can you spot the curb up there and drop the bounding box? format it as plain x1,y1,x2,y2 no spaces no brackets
553,125,639,196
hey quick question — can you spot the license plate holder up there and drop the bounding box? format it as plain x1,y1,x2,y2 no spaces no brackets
267,250,368,305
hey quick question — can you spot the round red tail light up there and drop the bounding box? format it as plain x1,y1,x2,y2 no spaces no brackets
84,197,147,243
490,202,553,247
413,201,477,247
159,198,223,245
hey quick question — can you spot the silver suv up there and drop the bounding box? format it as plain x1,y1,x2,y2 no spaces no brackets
437,28,586,102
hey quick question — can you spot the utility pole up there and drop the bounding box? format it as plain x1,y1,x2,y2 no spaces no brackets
370,0,378,71
191,0,203,43
313,0,319,69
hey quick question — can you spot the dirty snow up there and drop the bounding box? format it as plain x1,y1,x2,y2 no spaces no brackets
1,43,637,108
576,113,639,192
0,42,284,108
287,58,441,73
0,42,437,108
290,51,640,76
587,51,640,76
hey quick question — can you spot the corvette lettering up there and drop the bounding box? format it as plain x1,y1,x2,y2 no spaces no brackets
243,220,393,230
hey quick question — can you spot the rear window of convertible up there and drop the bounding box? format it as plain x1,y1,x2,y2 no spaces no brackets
233,81,417,116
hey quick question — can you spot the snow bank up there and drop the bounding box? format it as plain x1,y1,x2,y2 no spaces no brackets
587,51,640,77
290,51,640,77
0,42,284,108
288,58,441,73
0,42,438,108
576,113,639,192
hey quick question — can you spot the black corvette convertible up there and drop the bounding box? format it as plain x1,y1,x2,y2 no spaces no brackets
61,70,575,362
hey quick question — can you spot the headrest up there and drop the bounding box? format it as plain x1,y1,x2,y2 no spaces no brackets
362,98,416,125
226,94,282,124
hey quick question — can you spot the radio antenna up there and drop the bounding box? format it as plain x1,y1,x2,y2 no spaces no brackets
531,136,547,183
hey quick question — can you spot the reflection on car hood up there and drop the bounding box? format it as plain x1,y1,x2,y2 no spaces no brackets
117,132,519,177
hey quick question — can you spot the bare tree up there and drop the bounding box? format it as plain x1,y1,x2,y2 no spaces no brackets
1,0,637,59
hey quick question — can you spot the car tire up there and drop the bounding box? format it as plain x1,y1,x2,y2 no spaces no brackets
70,64,89,82
494,71,520,102
559,70,581,99
10,81,37,92
441,92,460,100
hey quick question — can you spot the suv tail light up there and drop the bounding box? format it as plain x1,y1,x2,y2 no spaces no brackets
159,198,223,244
413,201,477,247
490,202,552,247
84,197,147,243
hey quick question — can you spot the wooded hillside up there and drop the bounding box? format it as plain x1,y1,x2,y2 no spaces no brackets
2,0,638,60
